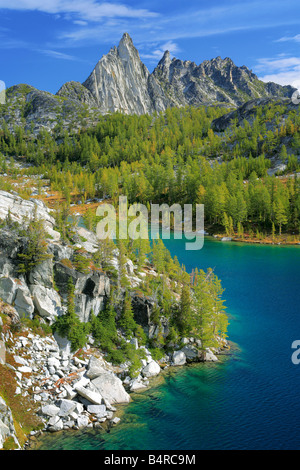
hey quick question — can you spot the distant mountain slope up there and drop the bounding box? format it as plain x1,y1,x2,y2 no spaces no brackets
0,33,296,134
0,84,102,135
75,32,294,114
152,52,293,109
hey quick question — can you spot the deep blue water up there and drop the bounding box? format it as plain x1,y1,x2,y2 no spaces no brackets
37,237,300,450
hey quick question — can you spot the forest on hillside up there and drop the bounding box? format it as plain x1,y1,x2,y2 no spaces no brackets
0,101,300,239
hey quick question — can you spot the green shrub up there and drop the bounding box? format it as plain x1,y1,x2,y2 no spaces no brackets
52,313,90,352
149,347,166,362
17,214,51,277
119,292,137,338
52,277,90,352
106,347,126,365
73,249,91,274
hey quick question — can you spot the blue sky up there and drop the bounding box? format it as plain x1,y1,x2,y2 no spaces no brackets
1,0,300,94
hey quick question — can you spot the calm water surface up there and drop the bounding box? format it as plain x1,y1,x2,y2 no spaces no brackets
37,238,300,450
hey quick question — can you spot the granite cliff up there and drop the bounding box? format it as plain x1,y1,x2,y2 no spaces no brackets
0,33,295,135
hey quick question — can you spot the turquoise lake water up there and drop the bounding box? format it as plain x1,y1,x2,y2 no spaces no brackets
37,237,300,450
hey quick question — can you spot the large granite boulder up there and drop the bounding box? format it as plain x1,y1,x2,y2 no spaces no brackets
172,350,187,366
91,372,130,405
54,262,110,321
0,277,34,319
28,257,54,289
0,256,14,278
76,227,99,254
56,399,77,418
142,360,161,377
53,332,72,357
180,345,201,362
86,356,107,380
74,384,103,405
205,348,218,362
30,284,63,322
14,286,35,319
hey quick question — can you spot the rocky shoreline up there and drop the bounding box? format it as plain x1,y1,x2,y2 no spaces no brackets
0,314,227,450
28,346,228,450
0,189,228,450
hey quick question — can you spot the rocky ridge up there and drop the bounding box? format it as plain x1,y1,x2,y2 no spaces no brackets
0,34,295,135
0,83,102,136
81,33,156,115
67,33,295,113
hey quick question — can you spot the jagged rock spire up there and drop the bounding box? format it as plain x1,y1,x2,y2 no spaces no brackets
80,33,294,115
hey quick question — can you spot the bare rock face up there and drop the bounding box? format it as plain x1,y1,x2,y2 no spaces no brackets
53,262,110,322
0,190,59,241
131,294,154,328
83,33,156,115
82,33,294,115
56,81,98,108
30,284,63,323
0,397,20,449
152,54,294,109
